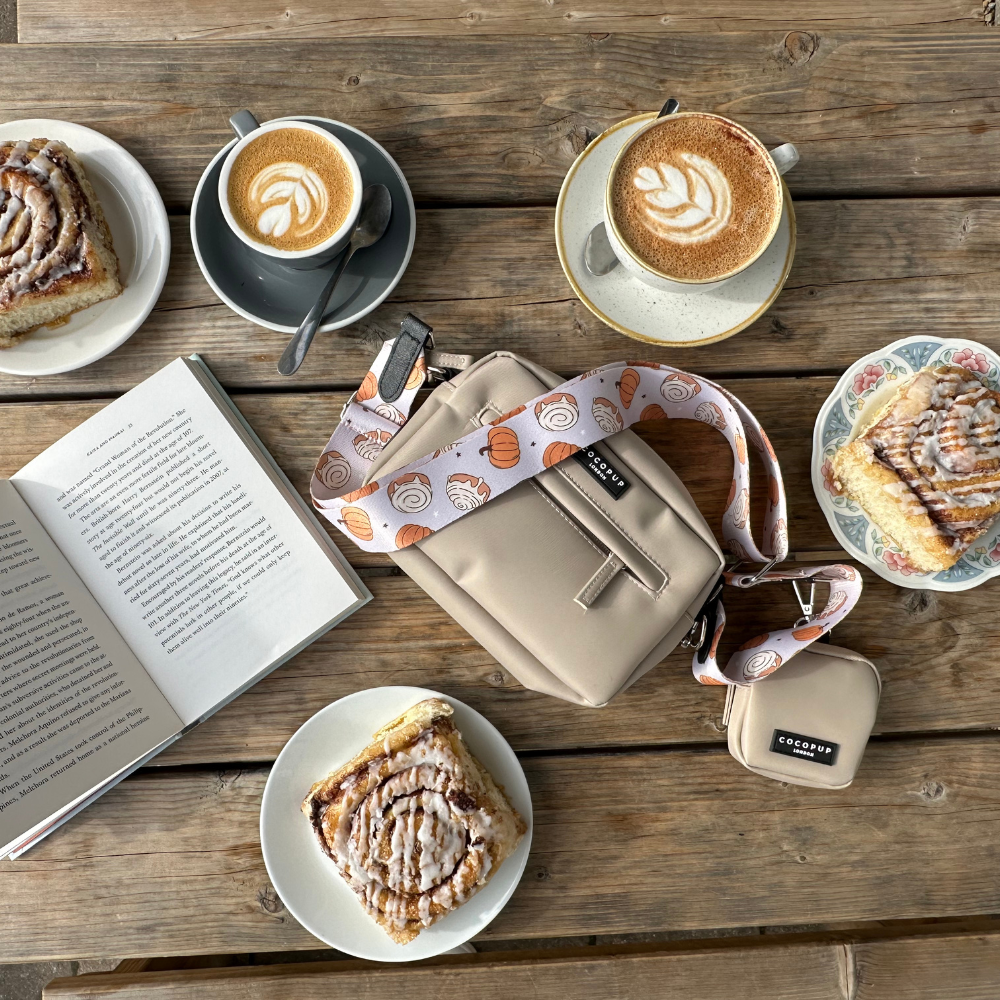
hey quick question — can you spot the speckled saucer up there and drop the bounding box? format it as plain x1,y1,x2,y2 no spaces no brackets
555,112,796,347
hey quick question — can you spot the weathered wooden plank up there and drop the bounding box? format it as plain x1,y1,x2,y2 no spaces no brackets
41,941,848,998
19,0,985,44
854,931,1000,999
2,197,1000,398
40,932,1000,1000
5,737,1000,961
2,34,1000,211
0,376,847,563
162,565,1000,762
5,383,1000,761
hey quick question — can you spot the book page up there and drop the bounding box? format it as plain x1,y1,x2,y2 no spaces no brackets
0,480,180,853
13,358,365,725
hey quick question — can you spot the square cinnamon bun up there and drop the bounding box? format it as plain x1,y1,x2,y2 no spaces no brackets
0,138,121,346
302,698,526,944
832,364,1000,572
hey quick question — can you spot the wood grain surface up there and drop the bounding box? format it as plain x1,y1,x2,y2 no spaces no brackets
4,384,997,762
2,34,1000,212
1,196,999,399
39,932,1000,1000
18,1,986,43
5,737,999,961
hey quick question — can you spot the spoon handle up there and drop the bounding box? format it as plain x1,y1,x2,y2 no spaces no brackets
277,248,355,376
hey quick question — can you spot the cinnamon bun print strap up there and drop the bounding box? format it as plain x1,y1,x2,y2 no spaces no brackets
312,357,786,563
691,564,863,687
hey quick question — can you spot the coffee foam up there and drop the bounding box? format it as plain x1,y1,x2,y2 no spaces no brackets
611,115,781,281
228,128,354,252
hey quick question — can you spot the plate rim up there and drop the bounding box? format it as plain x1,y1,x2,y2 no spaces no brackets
554,111,797,348
0,118,170,376
190,115,416,335
259,685,533,962
811,334,1000,591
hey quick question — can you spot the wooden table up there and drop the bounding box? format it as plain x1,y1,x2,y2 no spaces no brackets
3,4,1000,997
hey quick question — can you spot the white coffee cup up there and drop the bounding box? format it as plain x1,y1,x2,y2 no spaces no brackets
218,119,362,268
603,108,798,293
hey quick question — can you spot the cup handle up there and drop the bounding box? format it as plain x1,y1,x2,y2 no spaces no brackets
229,110,261,140
769,142,799,176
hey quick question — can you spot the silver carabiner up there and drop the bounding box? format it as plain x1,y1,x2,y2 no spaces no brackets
792,579,817,628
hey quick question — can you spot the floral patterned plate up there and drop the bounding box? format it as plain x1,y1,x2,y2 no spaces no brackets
812,335,1000,591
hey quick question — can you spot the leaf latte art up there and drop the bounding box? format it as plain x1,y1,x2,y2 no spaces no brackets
249,161,329,239
227,128,354,252
633,153,732,245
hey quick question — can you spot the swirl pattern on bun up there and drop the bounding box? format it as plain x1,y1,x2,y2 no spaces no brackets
302,698,526,944
0,139,121,346
833,363,1000,572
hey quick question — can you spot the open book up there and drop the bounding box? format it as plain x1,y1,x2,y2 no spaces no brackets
0,357,369,858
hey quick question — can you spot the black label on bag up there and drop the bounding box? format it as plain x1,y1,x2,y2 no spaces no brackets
770,729,839,766
572,447,630,499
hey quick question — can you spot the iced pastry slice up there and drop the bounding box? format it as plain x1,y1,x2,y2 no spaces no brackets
0,139,121,346
832,363,1000,572
302,698,526,944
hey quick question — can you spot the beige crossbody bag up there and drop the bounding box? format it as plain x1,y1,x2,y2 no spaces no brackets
311,317,879,787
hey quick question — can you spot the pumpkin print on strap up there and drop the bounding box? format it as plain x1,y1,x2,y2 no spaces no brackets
543,442,580,468
339,506,374,541
616,368,641,409
395,523,433,548
479,425,520,468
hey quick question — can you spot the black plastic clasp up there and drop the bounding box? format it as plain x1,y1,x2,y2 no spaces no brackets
378,314,433,402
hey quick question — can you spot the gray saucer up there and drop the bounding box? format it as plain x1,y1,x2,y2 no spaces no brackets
190,116,415,333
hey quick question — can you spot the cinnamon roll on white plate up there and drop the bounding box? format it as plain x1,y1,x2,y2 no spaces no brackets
833,364,1000,572
0,119,169,376
0,139,121,345
260,687,532,961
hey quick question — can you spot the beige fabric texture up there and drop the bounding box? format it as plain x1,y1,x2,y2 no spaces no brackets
367,352,725,707
724,643,881,788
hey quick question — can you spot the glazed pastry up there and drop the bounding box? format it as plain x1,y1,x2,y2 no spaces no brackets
832,364,1000,571
301,698,526,944
0,139,121,346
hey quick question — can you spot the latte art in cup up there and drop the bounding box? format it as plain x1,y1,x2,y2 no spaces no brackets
227,128,355,252
610,114,782,283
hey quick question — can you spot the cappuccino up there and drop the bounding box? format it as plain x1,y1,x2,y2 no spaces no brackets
227,128,355,252
610,114,781,282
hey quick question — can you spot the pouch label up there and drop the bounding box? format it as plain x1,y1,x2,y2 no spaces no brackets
572,447,630,499
770,729,839,766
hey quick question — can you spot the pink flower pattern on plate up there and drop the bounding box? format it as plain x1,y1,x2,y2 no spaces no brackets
883,550,917,575
990,541,1000,562
853,364,884,395
821,459,840,496
952,348,990,374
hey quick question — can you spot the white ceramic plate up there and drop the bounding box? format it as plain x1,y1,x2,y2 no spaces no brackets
812,335,1000,591
0,119,170,376
260,686,532,961
554,112,796,347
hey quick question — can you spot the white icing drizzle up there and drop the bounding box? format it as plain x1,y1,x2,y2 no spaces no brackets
0,139,90,305
324,728,503,936
865,365,1000,542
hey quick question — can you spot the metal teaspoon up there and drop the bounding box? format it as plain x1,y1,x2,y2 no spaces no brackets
277,184,393,376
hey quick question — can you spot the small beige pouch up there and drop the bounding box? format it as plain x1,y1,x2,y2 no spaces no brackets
724,642,881,789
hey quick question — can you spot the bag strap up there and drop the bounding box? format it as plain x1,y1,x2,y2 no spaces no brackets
311,321,861,686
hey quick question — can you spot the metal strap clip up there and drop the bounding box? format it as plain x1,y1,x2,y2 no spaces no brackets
792,579,817,628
